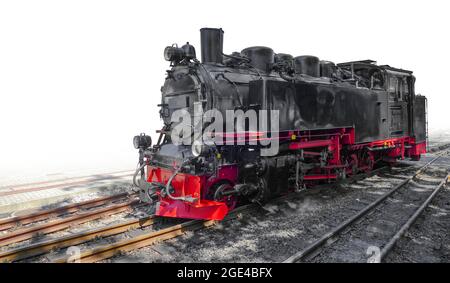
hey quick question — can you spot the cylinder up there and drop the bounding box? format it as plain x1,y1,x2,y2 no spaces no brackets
294,55,320,77
200,28,224,64
320,60,337,77
241,46,274,73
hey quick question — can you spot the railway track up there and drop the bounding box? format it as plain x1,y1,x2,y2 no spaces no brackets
0,193,133,231
0,203,256,262
283,152,450,263
0,162,401,262
0,150,446,263
46,167,389,262
53,204,256,263
0,215,156,262
0,194,139,248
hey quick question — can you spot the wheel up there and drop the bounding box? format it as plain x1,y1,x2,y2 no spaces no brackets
411,155,421,161
208,182,238,210
361,150,375,173
348,153,359,174
248,177,270,204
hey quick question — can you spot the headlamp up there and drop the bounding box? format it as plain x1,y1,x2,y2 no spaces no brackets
164,46,185,62
133,134,152,149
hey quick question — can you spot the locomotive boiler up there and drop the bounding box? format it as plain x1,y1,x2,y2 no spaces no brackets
132,28,427,220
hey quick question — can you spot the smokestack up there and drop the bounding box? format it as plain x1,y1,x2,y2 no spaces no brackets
200,28,224,64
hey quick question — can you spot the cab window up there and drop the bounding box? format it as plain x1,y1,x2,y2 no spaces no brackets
389,76,406,101
403,77,409,95
388,76,398,100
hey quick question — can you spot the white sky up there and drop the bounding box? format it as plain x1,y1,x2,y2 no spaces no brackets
0,0,449,181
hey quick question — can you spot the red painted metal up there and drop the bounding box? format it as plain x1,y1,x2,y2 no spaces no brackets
146,126,427,220
289,139,332,150
408,140,427,157
157,199,228,220
303,174,338,180
147,167,203,203
146,165,238,220
285,128,426,182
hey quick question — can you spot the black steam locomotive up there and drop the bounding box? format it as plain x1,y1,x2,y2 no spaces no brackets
133,28,427,220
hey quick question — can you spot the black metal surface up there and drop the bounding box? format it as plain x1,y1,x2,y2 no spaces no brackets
294,55,320,77
414,95,427,142
182,42,196,60
248,79,389,143
319,60,337,78
241,46,274,73
200,28,224,64
160,27,426,148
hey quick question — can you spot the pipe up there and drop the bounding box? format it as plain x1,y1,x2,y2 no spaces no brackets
222,52,250,63
215,73,242,106
133,163,147,187
164,159,198,203
279,71,295,83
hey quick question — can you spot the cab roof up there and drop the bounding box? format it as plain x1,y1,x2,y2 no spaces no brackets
337,59,413,75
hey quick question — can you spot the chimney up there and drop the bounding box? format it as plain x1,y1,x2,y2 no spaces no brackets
200,28,224,64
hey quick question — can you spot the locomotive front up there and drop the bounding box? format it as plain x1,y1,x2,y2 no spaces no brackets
132,28,259,220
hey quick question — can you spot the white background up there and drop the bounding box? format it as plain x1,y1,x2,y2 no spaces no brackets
0,0,449,182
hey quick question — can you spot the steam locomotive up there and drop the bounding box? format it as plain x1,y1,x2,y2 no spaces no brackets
132,28,427,220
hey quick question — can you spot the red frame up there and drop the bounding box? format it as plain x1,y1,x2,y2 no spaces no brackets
147,165,238,220
148,127,426,220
